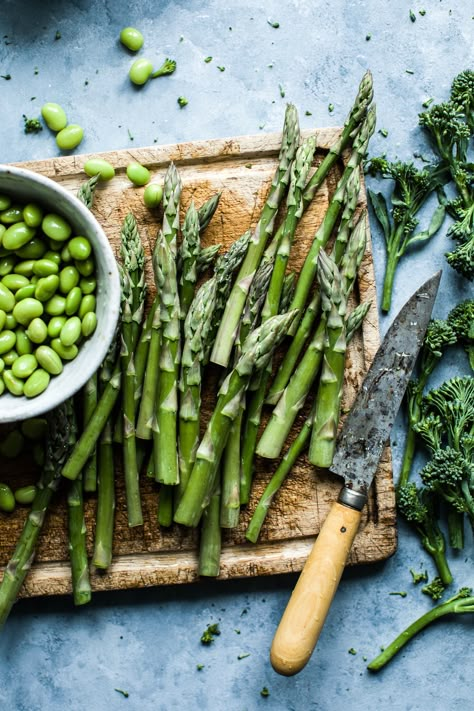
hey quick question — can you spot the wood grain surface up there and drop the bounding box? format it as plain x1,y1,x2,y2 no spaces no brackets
0,128,397,599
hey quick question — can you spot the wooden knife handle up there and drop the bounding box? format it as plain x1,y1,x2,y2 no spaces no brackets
270,500,362,676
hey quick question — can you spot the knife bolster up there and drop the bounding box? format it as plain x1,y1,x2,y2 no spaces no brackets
337,487,367,511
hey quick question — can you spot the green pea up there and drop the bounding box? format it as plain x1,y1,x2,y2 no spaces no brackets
42,213,72,242
0,255,16,276
2,350,18,367
75,258,95,277
119,26,144,52
23,368,50,398
33,442,45,466
79,276,96,294
65,286,82,315
23,203,44,228
15,237,47,259
128,58,154,86
78,294,96,319
60,244,72,262
47,315,66,338
1,205,23,225
68,236,92,261
59,316,82,347
14,259,35,277
0,195,11,211
0,310,5,332
35,274,60,302
15,284,36,301
13,298,44,326
56,124,84,151
81,311,97,337
0,429,24,457
2,222,37,251
126,161,151,185
51,338,78,361
41,102,68,131
0,331,16,355
143,182,163,208
0,483,16,512
42,250,62,265
26,317,48,344
14,485,37,505
44,294,66,316
21,417,47,440
58,266,79,294
0,282,15,311
83,158,115,181
4,314,16,329
2,273,29,291
35,345,63,375
3,369,24,396
33,258,59,277
12,353,37,379
15,328,33,356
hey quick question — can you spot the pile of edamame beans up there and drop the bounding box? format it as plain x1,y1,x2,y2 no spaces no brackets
0,418,47,512
0,194,98,398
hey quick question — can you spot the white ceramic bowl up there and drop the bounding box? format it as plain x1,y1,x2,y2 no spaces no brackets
0,164,120,423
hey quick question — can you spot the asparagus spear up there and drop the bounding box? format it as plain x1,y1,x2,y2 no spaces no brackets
0,402,75,629
179,200,201,319
196,192,221,232
67,475,91,606
92,418,115,569
210,103,300,367
246,302,370,543
174,310,298,528
76,174,100,209
199,480,222,577
256,213,368,459
196,244,221,274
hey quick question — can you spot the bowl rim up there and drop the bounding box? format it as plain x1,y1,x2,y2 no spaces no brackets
0,163,120,423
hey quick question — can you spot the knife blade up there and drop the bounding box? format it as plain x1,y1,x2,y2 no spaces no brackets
270,271,441,677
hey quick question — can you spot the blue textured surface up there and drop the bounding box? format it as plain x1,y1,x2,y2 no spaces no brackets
0,2,473,709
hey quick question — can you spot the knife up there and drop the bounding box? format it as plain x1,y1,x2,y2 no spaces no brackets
270,270,441,676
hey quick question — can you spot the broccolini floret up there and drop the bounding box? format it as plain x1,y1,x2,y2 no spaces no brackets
422,576,446,601
447,299,474,371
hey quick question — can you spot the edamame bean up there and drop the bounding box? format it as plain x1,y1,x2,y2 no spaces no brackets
83,158,115,181
75,258,95,277
35,274,60,302
0,255,16,276
33,258,59,277
0,310,5,332
21,417,47,440
2,273,29,291
0,483,15,512
128,58,154,86
60,244,72,262
59,265,80,293
79,276,96,294
60,316,82,347
23,368,50,398
2,222,37,251
14,259,35,277
16,237,47,259
4,314,16,329
44,294,66,316
35,345,63,375
47,315,66,338
65,286,82,315
26,317,48,344
23,203,43,228
0,225,5,247
119,26,144,52
41,102,68,131
0,378,4,396
68,236,91,261
14,485,37,505
0,429,24,458
3,350,18,367
1,205,23,224
3,369,24,396
42,213,72,242
13,298,44,326
0,358,4,374
81,311,97,337
78,294,96,319
0,282,15,311
0,195,12,211
15,284,36,301
51,338,78,360
0,330,16,355
15,328,33,356
56,124,84,151
42,250,62,265
12,353,37,379
143,182,163,208
126,161,151,185
48,238,64,252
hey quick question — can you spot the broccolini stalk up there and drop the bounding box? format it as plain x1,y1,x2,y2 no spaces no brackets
92,418,115,569
174,310,298,528
0,402,75,629
179,200,201,319
397,319,456,491
199,481,222,577
368,587,474,671
211,103,300,367
82,373,98,492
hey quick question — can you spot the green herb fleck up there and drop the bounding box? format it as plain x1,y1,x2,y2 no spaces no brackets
422,97,433,108
389,591,407,597
409,9,416,22
244,164,252,169
419,9,426,16
196,664,204,671
201,623,221,645
1,73,11,80
217,65,225,72
379,128,389,138
234,628,241,634
114,688,129,698
363,656,368,662
237,653,251,660
348,648,357,655
241,608,248,616
260,687,270,698
267,20,280,28
204,56,213,63
177,96,188,108
34,67,39,75
410,568,428,585
179,35,184,42
328,103,334,113
55,30,61,40
267,63,273,69
127,128,134,141
279,83,285,98
405,69,415,75
366,33,372,41
22,115,43,134
413,151,431,163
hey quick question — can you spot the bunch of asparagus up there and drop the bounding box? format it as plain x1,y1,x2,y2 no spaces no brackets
0,70,375,619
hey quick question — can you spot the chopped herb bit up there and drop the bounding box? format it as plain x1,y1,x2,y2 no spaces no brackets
237,653,251,660
34,67,39,75
114,688,129,698
422,577,446,601
179,35,184,42
244,164,252,169
1,74,11,80
410,568,428,584
389,591,407,597
412,151,430,163
409,9,416,22
217,66,225,72
204,56,213,63
267,20,280,28
419,9,426,16
84,80,89,86
279,83,285,98
405,69,415,75
305,110,312,116
55,30,61,40
196,664,204,671
177,96,188,108
127,128,134,141
241,608,248,616
366,33,372,41
379,128,389,137
22,115,43,134
200,623,220,645
234,628,241,633
328,103,334,113
267,63,273,68
260,687,270,698
348,648,357,655
363,656,368,662
422,97,433,108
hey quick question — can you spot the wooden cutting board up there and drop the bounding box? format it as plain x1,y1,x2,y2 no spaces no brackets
1,128,397,599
